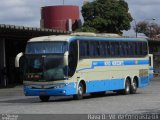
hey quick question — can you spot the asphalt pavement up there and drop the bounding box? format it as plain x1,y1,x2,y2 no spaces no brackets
0,78,160,114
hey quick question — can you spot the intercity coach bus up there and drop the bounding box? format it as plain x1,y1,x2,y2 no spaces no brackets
15,32,153,102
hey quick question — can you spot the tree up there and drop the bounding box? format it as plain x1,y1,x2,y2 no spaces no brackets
135,21,160,38
77,0,132,33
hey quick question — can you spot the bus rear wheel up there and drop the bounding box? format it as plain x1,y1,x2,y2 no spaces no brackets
123,79,131,95
39,96,50,102
130,79,138,94
73,83,84,100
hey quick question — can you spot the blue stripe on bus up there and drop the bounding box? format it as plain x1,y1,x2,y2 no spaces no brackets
78,60,149,72
24,76,150,96
86,79,125,93
86,76,149,93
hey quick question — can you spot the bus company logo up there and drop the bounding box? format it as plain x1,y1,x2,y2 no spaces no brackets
104,61,124,66
104,61,111,66
111,61,124,66
92,62,98,66
135,60,138,65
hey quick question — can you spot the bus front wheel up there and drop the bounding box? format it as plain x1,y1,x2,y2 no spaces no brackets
73,83,84,100
123,79,131,95
39,96,50,102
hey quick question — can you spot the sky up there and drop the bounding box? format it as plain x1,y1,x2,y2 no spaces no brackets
0,0,160,36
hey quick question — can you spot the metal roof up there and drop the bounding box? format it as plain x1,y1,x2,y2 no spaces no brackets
0,24,70,40
0,24,70,33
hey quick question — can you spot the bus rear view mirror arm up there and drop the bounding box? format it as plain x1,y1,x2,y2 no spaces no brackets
15,52,24,68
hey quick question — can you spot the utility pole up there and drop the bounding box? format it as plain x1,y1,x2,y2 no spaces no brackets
133,19,137,38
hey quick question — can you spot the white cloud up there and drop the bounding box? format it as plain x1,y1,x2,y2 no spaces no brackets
0,0,160,29
124,0,160,37
0,0,83,27
126,0,160,22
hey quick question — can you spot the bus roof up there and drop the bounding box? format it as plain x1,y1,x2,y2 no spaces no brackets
28,33,147,42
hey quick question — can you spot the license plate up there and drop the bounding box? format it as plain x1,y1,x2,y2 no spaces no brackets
39,91,47,95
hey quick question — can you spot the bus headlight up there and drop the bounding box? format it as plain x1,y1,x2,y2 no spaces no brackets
54,83,67,89
62,90,66,94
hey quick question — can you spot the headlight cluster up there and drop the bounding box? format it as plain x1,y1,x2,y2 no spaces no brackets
54,83,67,89
24,83,68,89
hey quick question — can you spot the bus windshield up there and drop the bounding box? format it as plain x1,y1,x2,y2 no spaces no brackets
26,42,68,54
25,55,68,81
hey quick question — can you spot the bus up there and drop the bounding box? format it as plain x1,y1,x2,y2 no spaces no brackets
15,32,153,102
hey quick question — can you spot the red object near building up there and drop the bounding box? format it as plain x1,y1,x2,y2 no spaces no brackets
41,5,80,31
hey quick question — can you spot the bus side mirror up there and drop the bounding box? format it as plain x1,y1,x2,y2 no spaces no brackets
64,51,69,66
15,52,24,68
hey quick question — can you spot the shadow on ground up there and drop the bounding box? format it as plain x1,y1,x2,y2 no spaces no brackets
0,92,141,104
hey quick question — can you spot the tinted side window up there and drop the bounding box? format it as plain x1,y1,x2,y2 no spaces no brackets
79,41,89,57
128,42,132,56
105,41,110,57
115,41,120,56
89,41,95,57
120,42,128,57
95,41,100,57
130,42,136,56
136,42,142,56
142,42,148,56
99,41,106,57
110,42,115,57
79,40,148,58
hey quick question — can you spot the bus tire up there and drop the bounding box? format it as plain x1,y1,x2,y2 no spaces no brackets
130,78,138,94
73,82,84,100
123,79,131,95
39,96,50,102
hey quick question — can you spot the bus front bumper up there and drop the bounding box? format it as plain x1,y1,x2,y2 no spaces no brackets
24,83,77,96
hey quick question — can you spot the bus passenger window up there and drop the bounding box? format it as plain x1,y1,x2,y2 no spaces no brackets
105,42,110,57
136,42,142,56
80,41,89,57
119,43,123,57
120,42,127,57
130,42,136,57
110,42,115,57
124,42,128,56
139,42,143,55
100,42,106,57
115,42,120,56
143,42,148,56
95,41,100,57
89,42,95,57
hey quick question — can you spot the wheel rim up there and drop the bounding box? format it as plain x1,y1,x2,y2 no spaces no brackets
133,80,137,90
78,85,83,96
125,80,131,94
126,82,130,92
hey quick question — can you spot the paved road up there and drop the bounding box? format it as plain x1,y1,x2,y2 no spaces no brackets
0,78,160,114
